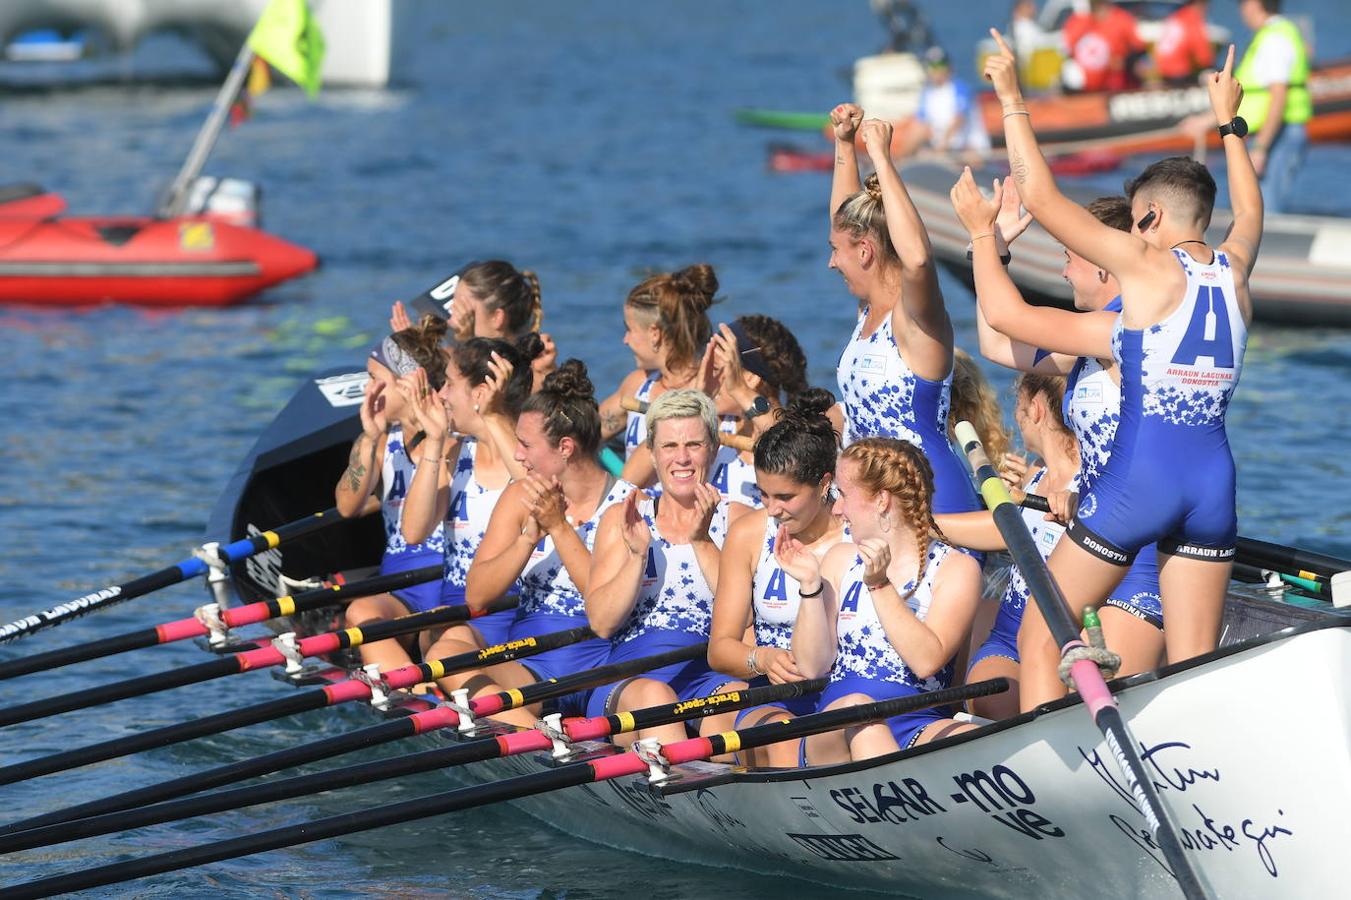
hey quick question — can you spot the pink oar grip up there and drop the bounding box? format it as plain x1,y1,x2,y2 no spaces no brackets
409,706,459,734
155,618,207,643
1071,659,1116,717
323,680,373,704
496,731,552,755
222,600,271,627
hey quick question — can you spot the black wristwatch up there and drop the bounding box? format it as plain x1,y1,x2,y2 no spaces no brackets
1217,116,1248,139
743,396,771,420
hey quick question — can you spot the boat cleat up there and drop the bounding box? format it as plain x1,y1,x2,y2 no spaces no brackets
535,713,579,761
352,663,393,710
270,632,308,678
448,688,479,734
633,737,678,785
193,601,232,649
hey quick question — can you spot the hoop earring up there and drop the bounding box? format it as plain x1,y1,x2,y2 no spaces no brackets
879,515,892,534
1097,269,1108,283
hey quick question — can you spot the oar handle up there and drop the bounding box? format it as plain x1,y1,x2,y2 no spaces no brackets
620,396,755,453
0,506,353,645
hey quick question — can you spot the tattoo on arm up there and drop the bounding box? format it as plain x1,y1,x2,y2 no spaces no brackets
342,437,368,493
601,409,625,437
1010,151,1029,185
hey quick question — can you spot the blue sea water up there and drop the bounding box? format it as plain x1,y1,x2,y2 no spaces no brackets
0,1,1348,896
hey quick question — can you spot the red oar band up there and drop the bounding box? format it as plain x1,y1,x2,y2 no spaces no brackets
0,678,1005,899
0,643,709,834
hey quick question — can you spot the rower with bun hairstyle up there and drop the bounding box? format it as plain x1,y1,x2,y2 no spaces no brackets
394,260,557,390
337,315,452,673
584,389,744,749
443,360,637,725
827,102,981,515
698,314,812,518
399,333,543,672
789,437,983,763
709,388,846,767
595,264,716,459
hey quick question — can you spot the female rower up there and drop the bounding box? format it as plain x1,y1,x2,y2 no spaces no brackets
937,373,1078,720
828,104,980,515
395,260,556,390
585,389,743,747
447,361,636,726
708,389,845,767
335,316,450,672
400,334,540,664
950,176,1165,688
790,438,983,763
595,264,715,462
947,348,1010,470
984,35,1259,709
702,314,812,513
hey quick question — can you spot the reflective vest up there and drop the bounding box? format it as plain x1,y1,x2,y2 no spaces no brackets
1236,16,1312,129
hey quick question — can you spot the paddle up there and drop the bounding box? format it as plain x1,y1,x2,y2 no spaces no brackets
0,565,442,681
0,507,350,645
0,644,707,834
1018,494,1347,596
0,623,588,787
955,421,1211,900
0,676,827,855
0,598,515,736
619,397,755,452
0,678,1005,898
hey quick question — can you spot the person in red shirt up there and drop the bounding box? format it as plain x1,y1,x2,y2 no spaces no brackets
1062,0,1147,92
1154,0,1215,85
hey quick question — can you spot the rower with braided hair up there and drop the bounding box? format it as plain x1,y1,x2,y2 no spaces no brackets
787,437,982,764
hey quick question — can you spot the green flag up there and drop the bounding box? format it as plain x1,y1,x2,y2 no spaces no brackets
247,0,325,97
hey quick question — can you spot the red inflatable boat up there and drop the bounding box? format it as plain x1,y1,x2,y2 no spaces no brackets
0,184,318,308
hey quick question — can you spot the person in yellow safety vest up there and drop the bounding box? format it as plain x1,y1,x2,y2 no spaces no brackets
1235,0,1310,213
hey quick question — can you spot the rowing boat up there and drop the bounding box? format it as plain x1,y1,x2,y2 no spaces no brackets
201,364,1351,898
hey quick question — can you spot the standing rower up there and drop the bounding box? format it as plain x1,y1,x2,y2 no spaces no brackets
985,33,1261,710
828,103,980,515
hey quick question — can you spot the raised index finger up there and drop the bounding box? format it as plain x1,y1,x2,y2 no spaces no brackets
990,27,1015,59
1223,43,1235,76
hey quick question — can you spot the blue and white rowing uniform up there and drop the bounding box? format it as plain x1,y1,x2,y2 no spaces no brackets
377,425,447,614
623,372,659,458
969,469,1064,668
1071,250,1247,565
836,307,979,514
735,515,832,725
819,541,957,749
443,437,515,644
512,478,636,711
585,494,736,718
1063,297,1162,628
710,445,762,510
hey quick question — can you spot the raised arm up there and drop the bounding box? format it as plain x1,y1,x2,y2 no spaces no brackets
583,494,649,639
791,543,846,680
335,380,387,517
869,541,982,679
829,103,864,219
1211,45,1262,283
399,369,454,544
465,481,535,611
707,512,762,678
860,119,947,335
986,29,1152,283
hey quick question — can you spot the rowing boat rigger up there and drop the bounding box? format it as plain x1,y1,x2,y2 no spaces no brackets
203,368,1348,898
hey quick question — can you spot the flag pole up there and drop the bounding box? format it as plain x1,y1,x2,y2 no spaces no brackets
156,42,256,218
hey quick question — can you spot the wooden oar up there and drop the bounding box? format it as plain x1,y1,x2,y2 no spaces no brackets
0,565,441,681
0,678,1005,898
0,677,827,855
955,421,1211,900
1019,494,1346,598
0,644,707,834
0,507,351,645
0,598,515,736
620,397,755,452
0,623,589,787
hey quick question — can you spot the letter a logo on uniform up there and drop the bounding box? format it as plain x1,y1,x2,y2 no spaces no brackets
1172,285,1234,368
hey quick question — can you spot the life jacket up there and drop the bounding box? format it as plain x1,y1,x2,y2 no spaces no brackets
1236,16,1312,129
